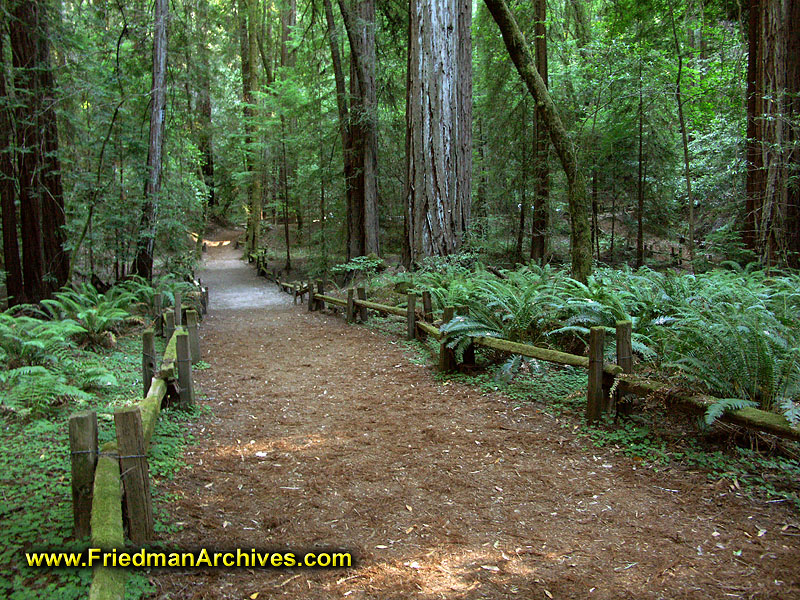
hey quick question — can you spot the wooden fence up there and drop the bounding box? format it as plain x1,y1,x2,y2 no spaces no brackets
271,278,800,442
68,288,206,600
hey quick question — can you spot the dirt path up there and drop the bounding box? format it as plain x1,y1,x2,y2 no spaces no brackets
156,232,799,600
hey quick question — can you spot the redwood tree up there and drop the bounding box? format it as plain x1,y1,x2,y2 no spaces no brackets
745,0,800,266
405,0,472,265
132,0,168,280
8,0,68,301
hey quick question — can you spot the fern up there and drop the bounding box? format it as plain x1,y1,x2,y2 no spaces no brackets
705,398,759,426
440,315,502,363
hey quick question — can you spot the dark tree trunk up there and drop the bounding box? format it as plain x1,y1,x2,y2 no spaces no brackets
132,0,168,280
745,0,800,266
10,1,45,302
484,0,591,282
514,95,527,264
322,0,356,259
636,67,644,269
529,0,549,263
245,0,262,254
0,34,24,305
405,0,472,265
337,0,379,258
198,0,215,208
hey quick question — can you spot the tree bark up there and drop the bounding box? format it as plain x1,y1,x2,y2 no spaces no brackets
636,67,644,269
529,0,549,263
337,0,379,258
198,0,215,208
132,0,168,280
484,0,591,282
0,30,24,305
323,0,356,258
671,7,695,263
245,0,262,254
405,0,472,265
745,0,800,266
9,0,46,301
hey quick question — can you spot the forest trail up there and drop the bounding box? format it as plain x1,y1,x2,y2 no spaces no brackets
156,231,799,600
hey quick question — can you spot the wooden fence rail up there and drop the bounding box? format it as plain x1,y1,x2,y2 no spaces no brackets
67,295,205,600
270,278,800,442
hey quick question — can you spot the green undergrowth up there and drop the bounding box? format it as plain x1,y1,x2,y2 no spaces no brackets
0,332,199,599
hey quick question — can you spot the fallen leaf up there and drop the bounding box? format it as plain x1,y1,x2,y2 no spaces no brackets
480,565,500,572
250,593,259,599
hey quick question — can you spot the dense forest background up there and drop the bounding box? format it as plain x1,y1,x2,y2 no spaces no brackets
0,0,798,303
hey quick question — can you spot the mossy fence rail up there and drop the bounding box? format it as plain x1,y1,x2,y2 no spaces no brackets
265,273,800,443
68,288,207,600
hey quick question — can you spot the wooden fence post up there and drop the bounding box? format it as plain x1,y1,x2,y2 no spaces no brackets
458,305,475,366
142,329,156,398
174,291,182,327
346,288,355,323
176,331,195,406
316,280,325,311
114,407,154,544
307,280,315,311
615,320,633,414
154,293,163,336
438,306,457,372
422,291,433,322
69,411,98,539
407,293,417,341
586,327,606,422
202,287,209,314
356,287,368,322
164,309,175,341
186,310,200,364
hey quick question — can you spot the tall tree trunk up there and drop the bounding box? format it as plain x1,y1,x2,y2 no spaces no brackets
132,0,168,280
745,0,800,265
514,95,527,264
10,0,45,302
529,0,549,263
9,0,68,300
636,70,644,269
198,0,215,208
280,0,295,269
0,31,24,305
337,0,379,258
322,0,356,259
245,0,262,254
484,0,591,282
671,8,695,263
405,0,472,265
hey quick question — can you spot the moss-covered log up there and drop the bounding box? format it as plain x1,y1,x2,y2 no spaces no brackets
314,294,348,307
158,327,182,379
416,320,442,339
352,298,407,317
474,336,623,375
618,375,800,441
88,441,126,600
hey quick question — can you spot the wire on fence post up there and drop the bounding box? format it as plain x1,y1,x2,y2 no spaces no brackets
114,407,154,544
586,326,605,422
69,411,98,539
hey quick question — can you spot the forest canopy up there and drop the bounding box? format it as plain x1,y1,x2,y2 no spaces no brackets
0,0,798,303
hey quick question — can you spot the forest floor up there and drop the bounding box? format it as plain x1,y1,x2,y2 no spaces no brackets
154,229,799,600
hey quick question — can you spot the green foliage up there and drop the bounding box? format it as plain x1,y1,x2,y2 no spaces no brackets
0,332,195,598
38,284,135,348
331,255,386,282
378,261,800,422
704,398,759,426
